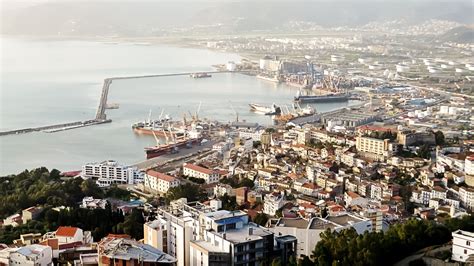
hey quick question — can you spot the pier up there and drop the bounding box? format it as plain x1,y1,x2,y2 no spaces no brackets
0,70,248,136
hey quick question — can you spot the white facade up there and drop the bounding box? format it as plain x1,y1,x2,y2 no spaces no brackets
238,129,265,142
183,163,219,184
144,170,181,194
466,156,474,176
82,160,144,187
263,192,285,216
0,245,52,266
459,187,474,210
452,230,474,262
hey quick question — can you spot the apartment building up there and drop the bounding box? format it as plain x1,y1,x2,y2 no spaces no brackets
183,163,219,184
82,160,144,187
0,244,52,266
452,230,474,262
144,170,181,194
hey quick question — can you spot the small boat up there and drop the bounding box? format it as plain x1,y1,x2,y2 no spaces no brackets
249,103,281,115
190,73,212,78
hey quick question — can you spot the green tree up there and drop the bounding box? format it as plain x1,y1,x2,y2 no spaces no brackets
253,213,269,226
434,131,445,146
166,183,204,202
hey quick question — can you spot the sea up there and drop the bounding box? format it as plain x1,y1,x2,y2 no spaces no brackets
0,37,358,175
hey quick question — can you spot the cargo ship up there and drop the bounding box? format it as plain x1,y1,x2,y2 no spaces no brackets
145,138,203,159
132,111,185,137
294,90,349,103
190,73,212,78
249,103,281,115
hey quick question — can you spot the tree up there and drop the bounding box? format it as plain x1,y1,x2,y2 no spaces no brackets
434,131,445,146
416,145,431,159
219,193,238,210
166,183,204,202
253,213,269,226
271,258,282,266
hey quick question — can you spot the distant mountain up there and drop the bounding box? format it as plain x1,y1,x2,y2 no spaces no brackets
438,26,474,43
1,1,473,37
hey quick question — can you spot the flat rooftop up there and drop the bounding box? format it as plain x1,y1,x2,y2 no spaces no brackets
309,218,339,230
214,224,272,244
326,214,363,227
276,218,309,229
191,240,226,253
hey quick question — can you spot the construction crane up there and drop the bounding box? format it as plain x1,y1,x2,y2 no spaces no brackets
229,102,239,122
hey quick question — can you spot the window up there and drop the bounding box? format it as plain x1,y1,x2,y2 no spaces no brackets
467,241,471,246
237,245,244,252
465,249,468,254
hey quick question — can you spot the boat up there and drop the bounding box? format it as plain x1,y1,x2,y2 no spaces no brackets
294,90,349,103
249,103,281,115
144,137,202,159
256,74,280,83
190,73,212,78
132,110,184,137
293,103,316,116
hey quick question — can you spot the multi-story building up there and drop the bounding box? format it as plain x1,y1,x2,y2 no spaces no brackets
238,129,265,141
356,136,394,158
459,186,474,210
82,160,144,187
269,214,371,258
0,244,52,266
263,192,285,216
97,234,176,265
145,200,295,266
466,155,474,176
144,170,181,194
183,163,219,184
361,209,384,232
452,230,474,262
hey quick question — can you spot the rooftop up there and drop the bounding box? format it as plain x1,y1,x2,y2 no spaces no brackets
183,163,214,175
214,224,272,244
276,218,309,229
99,236,176,263
309,218,339,230
146,170,177,182
326,214,364,227
56,226,79,237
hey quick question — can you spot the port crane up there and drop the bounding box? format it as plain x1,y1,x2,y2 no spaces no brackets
229,102,239,122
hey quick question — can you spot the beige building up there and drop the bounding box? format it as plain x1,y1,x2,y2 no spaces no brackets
144,170,180,194
183,163,219,184
356,136,397,160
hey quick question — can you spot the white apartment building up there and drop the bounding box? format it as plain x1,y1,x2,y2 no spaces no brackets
145,200,296,266
0,244,52,266
263,192,285,216
183,163,219,184
144,170,181,194
238,129,265,141
459,186,474,210
452,230,474,262
466,156,474,176
82,160,144,187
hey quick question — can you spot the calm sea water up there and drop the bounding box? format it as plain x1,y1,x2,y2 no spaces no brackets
0,37,356,175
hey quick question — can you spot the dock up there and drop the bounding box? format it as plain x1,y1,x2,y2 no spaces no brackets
0,70,247,137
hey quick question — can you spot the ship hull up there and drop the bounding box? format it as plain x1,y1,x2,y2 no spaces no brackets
145,138,202,159
294,95,349,103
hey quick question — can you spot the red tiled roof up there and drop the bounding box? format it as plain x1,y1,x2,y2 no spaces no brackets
357,125,395,132
346,191,361,199
56,226,79,237
146,170,177,182
302,183,318,190
183,163,214,175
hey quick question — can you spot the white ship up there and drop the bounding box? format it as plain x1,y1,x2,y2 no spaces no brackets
249,103,281,115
